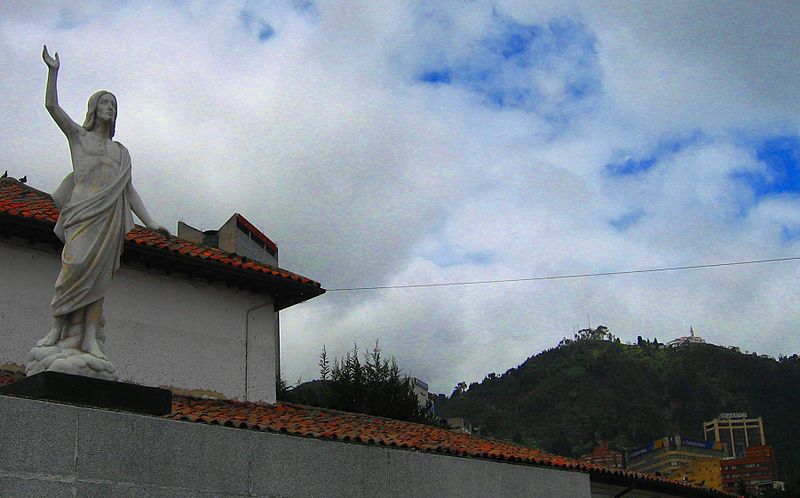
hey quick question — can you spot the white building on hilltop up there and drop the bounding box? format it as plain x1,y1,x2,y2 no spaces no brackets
667,326,707,348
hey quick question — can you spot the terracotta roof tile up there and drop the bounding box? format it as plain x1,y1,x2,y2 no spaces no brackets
0,178,323,299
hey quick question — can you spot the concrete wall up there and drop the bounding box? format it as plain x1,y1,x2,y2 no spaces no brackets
0,238,277,402
0,395,591,498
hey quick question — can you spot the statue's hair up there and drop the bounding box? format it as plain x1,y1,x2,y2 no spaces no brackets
82,90,117,139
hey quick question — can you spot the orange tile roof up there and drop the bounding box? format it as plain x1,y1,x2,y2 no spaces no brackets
0,177,324,304
0,369,737,498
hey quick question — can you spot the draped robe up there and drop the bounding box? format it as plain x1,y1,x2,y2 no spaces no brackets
50,143,134,318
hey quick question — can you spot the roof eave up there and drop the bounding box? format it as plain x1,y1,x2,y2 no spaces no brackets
0,212,325,310
122,240,325,308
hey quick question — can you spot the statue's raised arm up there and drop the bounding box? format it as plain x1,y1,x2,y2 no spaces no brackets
42,45,81,138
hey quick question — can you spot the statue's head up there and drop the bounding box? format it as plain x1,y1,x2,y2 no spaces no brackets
83,90,117,138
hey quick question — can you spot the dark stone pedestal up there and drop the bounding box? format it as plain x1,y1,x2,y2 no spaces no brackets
0,371,172,416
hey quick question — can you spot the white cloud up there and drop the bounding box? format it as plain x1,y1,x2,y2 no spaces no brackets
1,1,799,394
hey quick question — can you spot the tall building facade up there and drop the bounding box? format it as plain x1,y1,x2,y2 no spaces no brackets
626,436,726,477
703,413,765,458
720,445,779,494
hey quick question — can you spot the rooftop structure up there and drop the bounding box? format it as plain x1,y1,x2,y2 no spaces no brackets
178,213,278,266
446,417,473,435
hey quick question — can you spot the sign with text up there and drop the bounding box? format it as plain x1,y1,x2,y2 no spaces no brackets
718,412,748,420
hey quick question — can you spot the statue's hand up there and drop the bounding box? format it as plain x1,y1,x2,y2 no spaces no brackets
42,45,59,70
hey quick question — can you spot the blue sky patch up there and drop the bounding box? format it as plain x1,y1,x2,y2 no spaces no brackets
258,23,275,42
292,0,316,15
56,9,87,30
605,131,706,177
781,226,800,244
239,9,275,42
751,135,800,196
419,70,451,84
413,10,600,123
609,211,644,231
606,158,657,176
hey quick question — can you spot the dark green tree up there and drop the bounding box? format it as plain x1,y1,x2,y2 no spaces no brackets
299,341,435,424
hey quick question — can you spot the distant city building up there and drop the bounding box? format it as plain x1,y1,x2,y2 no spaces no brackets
720,445,779,494
671,458,722,491
667,326,706,348
410,377,429,410
446,417,473,435
580,441,623,469
626,436,726,477
703,412,765,458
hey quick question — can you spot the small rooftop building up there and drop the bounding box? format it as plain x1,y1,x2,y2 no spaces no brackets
446,416,473,435
178,213,278,266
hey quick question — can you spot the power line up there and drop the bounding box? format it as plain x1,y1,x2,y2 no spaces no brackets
326,256,800,292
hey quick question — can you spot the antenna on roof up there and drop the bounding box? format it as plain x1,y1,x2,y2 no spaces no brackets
690,326,695,338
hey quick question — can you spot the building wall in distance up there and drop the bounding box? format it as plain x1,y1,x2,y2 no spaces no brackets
580,442,623,469
0,395,591,498
720,445,779,494
626,436,726,477
670,459,722,491
703,414,765,458
0,238,277,403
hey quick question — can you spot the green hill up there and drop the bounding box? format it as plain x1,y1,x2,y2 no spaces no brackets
432,334,800,488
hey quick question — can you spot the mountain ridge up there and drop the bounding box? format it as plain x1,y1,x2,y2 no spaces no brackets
432,336,800,488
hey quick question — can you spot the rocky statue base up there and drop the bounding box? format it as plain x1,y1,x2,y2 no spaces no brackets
25,325,118,381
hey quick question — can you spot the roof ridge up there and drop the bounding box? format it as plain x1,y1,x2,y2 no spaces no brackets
0,177,54,200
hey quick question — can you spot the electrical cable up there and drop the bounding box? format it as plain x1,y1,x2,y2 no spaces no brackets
326,256,800,292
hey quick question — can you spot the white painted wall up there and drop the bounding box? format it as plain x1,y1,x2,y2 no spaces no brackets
0,237,278,403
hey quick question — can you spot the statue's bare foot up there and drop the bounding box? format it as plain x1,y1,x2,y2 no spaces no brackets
81,340,108,360
36,329,61,347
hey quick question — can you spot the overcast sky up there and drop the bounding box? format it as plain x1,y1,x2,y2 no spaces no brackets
2,1,799,394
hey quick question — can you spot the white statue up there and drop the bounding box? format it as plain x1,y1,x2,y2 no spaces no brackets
26,46,169,380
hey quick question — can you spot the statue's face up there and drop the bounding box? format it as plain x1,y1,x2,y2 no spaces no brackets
96,94,117,123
